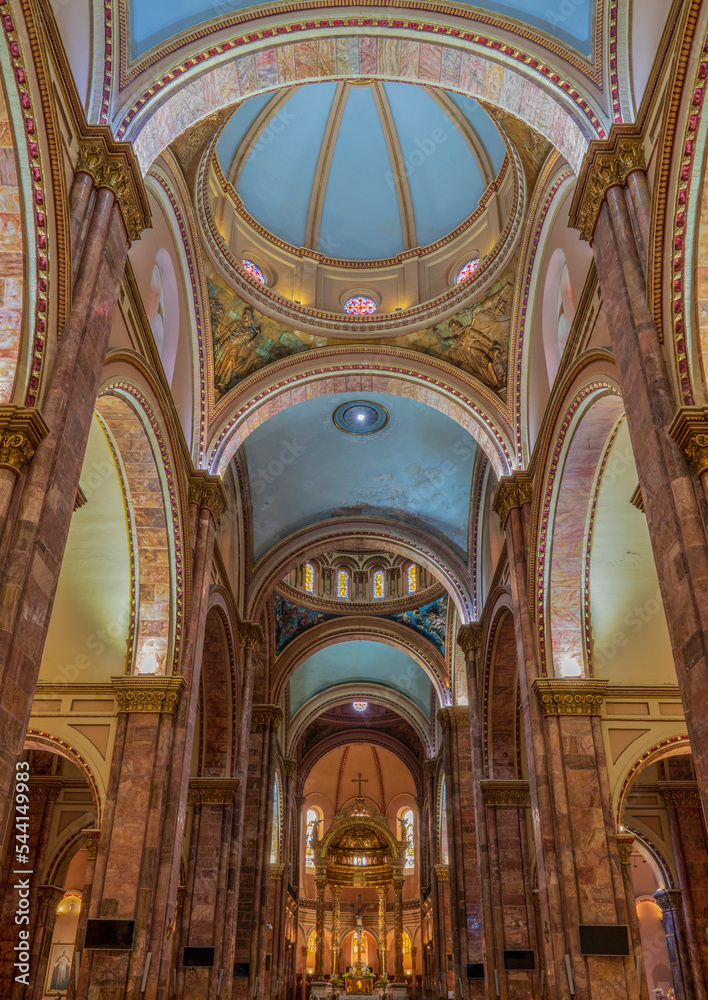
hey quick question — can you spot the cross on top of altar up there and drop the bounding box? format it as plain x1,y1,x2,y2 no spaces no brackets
353,771,368,813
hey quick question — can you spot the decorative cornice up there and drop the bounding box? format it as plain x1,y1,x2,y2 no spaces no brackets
492,472,534,528
457,624,483,654
437,706,470,728
0,406,49,475
111,675,186,714
238,621,264,651
480,779,529,807
668,408,708,478
188,777,240,804
270,863,286,880
252,705,284,729
532,679,608,716
28,776,65,801
83,828,100,859
38,885,65,908
188,472,228,524
658,781,702,809
569,125,645,242
654,888,682,912
434,864,449,881
616,835,635,866
75,127,150,242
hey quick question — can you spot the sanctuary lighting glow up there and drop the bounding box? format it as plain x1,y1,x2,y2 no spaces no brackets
241,259,266,284
344,295,377,315
455,259,480,284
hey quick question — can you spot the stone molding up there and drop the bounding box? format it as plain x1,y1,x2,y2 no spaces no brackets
111,675,185,714
188,472,228,524
38,885,65,908
480,779,529,807
75,126,150,242
188,777,240,804
669,407,708,479
238,621,264,650
616,835,635,866
83,828,101,859
434,864,449,881
270,863,286,881
658,781,702,808
28,776,65,801
533,678,608,716
568,126,646,242
457,624,483,653
252,704,284,729
0,405,49,476
654,889,682,912
492,472,533,528
437,706,469,728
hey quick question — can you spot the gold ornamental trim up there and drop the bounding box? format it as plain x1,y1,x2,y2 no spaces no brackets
270,863,286,880
569,126,646,242
616,835,635,866
83,828,101,859
111,675,185,714
188,777,240,804
437,706,470,728
434,864,449,881
0,405,49,476
38,885,66,908
238,621,264,651
188,472,228,524
457,624,483,653
658,781,702,808
28,776,65,801
492,473,533,528
252,704,283,729
532,679,608,716
669,407,708,479
480,779,529,807
75,127,150,242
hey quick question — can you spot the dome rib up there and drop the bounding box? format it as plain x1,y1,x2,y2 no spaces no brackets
306,82,348,253
370,82,417,251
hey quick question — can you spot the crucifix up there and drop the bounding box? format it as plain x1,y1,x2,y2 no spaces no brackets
352,772,368,797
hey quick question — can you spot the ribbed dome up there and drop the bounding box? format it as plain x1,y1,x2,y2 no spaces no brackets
216,81,506,262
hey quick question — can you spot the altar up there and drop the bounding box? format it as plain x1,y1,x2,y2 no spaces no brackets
343,961,375,994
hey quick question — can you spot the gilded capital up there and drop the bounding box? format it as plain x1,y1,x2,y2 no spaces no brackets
188,777,240,804
480,779,529,807
492,472,533,528
112,675,185,714
532,678,607,716
29,776,65,801
569,127,646,242
658,781,702,809
83,828,101,859
270,862,286,880
0,406,49,476
189,472,228,524
75,126,150,242
434,864,449,881
457,624,483,654
669,408,708,479
238,621,264,651
38,885,66,908
616,835,635,866
252,704,283,729
654,888,682,912
437,705,469,728
282,757,297,777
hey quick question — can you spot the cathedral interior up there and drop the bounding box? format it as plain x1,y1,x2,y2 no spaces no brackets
2,0,708,998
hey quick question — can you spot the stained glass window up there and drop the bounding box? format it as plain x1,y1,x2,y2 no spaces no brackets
270,781,279,863
408,564,417,593
338,570,349,598
307,930,317,953
374,570,384,599
242,258,266,284
344,295,377,315
455,259,480,284
399,808,414,869
305,808,319,868
402,931,411,955
304,563,314,592
353,701,368,712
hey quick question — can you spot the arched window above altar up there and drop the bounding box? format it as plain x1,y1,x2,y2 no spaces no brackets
398,807,415,869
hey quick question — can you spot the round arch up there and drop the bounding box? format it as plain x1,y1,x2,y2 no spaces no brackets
297,727,425,797
199,606,236,777
482,603,519,780
614,732,691,827
25,729,103,826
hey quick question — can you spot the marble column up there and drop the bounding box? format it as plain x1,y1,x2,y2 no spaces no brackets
29,884,65,1000
272,758,297,1000
331,885,342,977
658,782,708,998
393,876,404,980
438,705,483,998
616,835,649,1000
65,828,100,1000
0,140,149,844
378,884,388,976
424,759,446,995
570,128,708,829
654,889,696,1000
315,877,327,978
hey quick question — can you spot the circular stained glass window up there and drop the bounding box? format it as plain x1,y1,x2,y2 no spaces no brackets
242,259,266,284
353,701,368,712
343,295,377,315
333,400,389,435
455,259,480,284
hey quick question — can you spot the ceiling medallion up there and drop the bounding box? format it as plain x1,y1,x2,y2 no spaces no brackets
333,401,389,436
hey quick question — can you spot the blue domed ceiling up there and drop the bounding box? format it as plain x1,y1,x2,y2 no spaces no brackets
215,81,507,261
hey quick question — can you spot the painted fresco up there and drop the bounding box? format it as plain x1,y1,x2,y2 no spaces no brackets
383,595,448,654
274,596,336,654
208,271,320,397
396,267,515,395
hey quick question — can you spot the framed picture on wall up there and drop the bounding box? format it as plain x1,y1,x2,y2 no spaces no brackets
46,943,73,995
